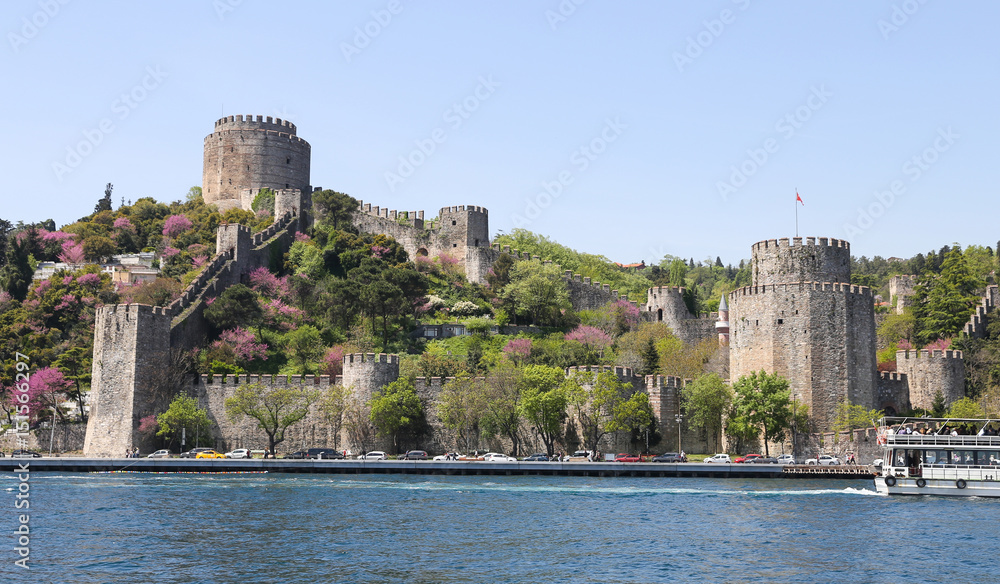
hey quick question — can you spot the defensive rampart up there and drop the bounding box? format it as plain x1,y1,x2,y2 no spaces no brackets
751,237,851,285
896,349,965,410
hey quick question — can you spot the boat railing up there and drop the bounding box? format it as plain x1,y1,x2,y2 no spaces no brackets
884,434,1000,447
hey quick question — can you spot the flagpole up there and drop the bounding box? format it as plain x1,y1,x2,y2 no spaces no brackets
795,188,798,237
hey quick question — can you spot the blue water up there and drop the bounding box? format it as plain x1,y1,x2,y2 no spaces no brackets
3,472,997,583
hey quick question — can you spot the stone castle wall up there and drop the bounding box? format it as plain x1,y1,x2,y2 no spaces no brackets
83,305,173,457
751,237,851,285
729,281,877,430
896,349,965,410
888,275,917,315
202,115,311,211
962,285,1000,338
877,371,910,415
350,201,491,283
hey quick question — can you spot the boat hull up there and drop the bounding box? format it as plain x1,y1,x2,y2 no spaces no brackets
875,476,1000,497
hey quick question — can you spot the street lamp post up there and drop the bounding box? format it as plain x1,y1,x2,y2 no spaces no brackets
675,413,683,454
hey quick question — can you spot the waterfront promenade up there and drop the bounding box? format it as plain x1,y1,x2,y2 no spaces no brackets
0,457,875,479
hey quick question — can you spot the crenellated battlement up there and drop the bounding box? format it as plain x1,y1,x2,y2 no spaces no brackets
644,374,686,390
213,114,297,134
101,303,174,319
648,286,686,297
751,236,849,252
962,285,999,338
440,205,488,216
896,349,964,361
343,353,399,366
253,211,295,246
566,365,634,379
356,200,427,227
729,281,873,298
879,371,907,382
204,128,310,147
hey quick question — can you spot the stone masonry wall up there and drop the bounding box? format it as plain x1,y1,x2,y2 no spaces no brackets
751,237,851,285
888,275,917,315
896,349,965,410
203,115,311,211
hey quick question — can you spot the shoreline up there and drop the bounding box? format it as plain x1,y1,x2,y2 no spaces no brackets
0,458,876,479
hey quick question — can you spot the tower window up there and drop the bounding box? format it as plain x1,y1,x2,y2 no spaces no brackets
452,220,457,225
286,183,289,188
286,157,291,164
453,243,458,248
777,319,784,324
247,165,249,170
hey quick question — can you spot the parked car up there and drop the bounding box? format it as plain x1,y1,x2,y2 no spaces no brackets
483,452,516,462
225,448,251,459
775,454,796,465
872,458,884,468
735,454,763,464
652,452,685,463
195,450,225,459
704,453,732,463
179,448,213,458
614,453,642,463
523,453,549,461
358,451,387,460
11,449,41,458
285,451,309,459
746,456,778,464
433,452,460,461
566,450,593,461
147,449,172,458
400,450,428,460
806,455,841,465
307,448,345,459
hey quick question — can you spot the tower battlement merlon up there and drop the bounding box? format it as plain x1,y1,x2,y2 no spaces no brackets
214,114,297,134
750,236,849,251
896,349,964,361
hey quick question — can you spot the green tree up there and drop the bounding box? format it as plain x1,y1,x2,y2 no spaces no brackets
0,227,38,301
312,190,358,230
566,370,638,453
186,186,203,203
946,397,984,419
53,346,92,421
83,235,116,263
369,378,425,453
668,258,688,287
609,390,655,453
480,364,524,455
94,183,113,213
251,188,276,215
283,325,323,373
319,384,349,450
931,390,947,417
156,394,213,449
639,337,659,376
501,259,570,326
831,399,883,434
224,382,318,457
438,374,487,452
730,371,793,456
681,373,732,453
912,247,983,344
204,284,263,331
519,364,568,457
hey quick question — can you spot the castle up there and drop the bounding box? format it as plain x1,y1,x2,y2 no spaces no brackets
81,116,980,457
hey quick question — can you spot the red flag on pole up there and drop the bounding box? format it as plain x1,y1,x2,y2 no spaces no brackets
796,191,804,205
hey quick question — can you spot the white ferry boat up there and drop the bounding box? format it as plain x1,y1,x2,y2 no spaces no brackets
874,416,1000,497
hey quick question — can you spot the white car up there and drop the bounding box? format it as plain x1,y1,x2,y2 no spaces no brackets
482,452,516,462
432,452,460,461
872,458,884,468
775,454,796,465
704,453,731,463
357,451,387,460
806,455,841,465
146,449,171,458
225,448,251,459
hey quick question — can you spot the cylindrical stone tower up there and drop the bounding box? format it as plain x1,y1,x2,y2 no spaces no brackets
202,115,311,211
729,237,877,432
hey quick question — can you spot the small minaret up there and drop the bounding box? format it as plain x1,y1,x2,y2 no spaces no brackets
715,295,730,346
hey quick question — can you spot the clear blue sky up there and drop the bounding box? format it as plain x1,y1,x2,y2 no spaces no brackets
5,1,997,266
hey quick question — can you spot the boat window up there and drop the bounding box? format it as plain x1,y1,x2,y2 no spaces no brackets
924,450,945,465
894,449,907,467
977,451,999,465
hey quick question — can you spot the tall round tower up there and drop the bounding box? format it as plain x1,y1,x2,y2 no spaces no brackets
202,115,311,211
729,237,877,431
